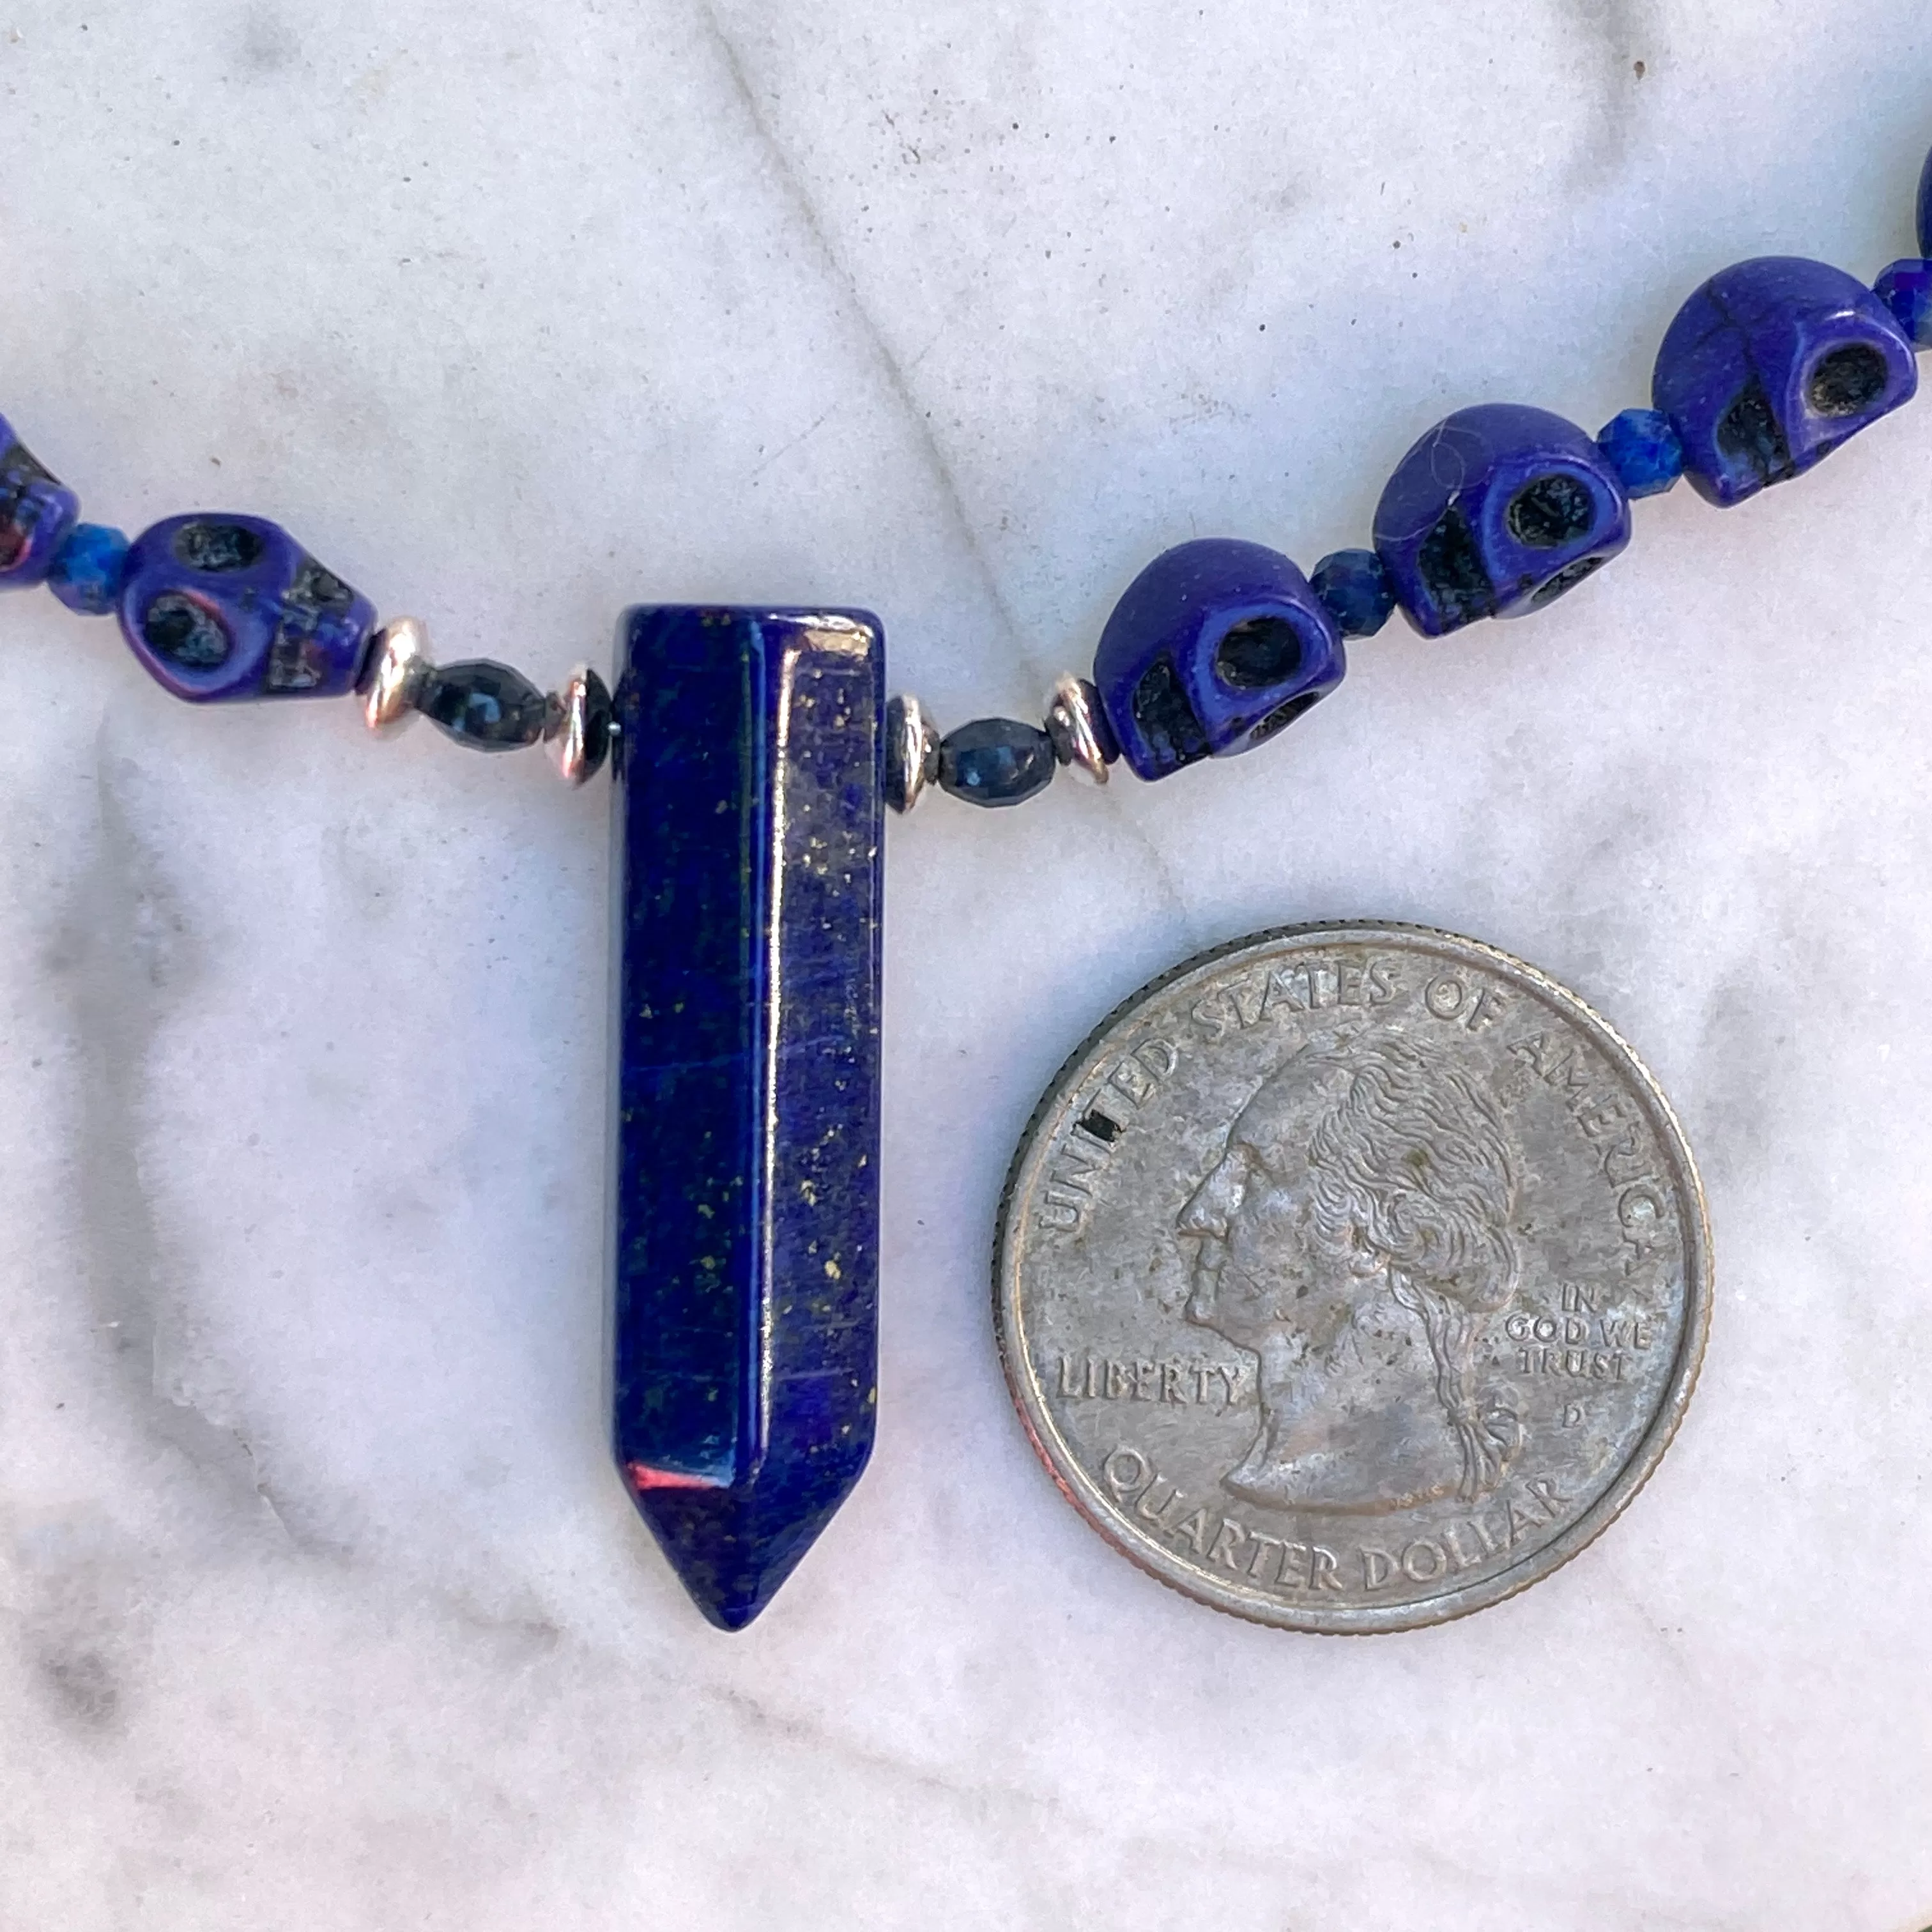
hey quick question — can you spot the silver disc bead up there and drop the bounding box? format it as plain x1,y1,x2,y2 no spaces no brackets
1044,673,1117,786
884,693,940,815
359,617,435,737
544,664,615,785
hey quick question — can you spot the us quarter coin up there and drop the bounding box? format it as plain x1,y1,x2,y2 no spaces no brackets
995,923,1711,1633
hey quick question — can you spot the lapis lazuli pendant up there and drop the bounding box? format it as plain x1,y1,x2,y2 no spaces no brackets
611,606,884,1629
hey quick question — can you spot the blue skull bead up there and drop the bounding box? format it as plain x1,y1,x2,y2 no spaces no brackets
1372,404,1632,638
1091,538,1345,783
0,414,80,590
1651,257,1918,509
117,514,377,703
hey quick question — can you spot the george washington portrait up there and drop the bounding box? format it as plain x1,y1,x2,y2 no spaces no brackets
1177,1031,1526,1515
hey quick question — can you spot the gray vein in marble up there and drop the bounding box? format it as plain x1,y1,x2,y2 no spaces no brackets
13,1509,148,1744
45,735,285,1536
698,0,1039,686
1561,0,1652,188
238,4,299,78
698,1675,1316,1892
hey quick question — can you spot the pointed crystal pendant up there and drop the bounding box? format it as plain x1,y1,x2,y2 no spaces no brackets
611,606,883,1629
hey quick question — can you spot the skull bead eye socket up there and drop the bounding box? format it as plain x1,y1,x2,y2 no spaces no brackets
1212,616,1304,691
142,592,233,668
1505,473,1596,549
1806,344,1890,418
172,520,266,572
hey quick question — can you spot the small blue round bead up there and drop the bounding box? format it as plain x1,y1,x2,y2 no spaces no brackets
1310,548,1397,638
47,521,132,616
1919,146,1932,259
1876,260,1932,349
1596,408,1685,498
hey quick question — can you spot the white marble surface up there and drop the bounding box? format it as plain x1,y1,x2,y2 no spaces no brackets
0,2,1929,1924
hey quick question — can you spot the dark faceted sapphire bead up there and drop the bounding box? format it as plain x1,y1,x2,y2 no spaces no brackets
1875,261,1932,350
47,522,132,615
0,417,79,590
1092,538,1345,783
117,513,376,702
1652,257,1917,509
1374,404,1632,638
1919,146,1932,259
1310,548,1397,637
613,605,882,1630
418,659,548,749
1596,408,1686,498
936,717,1056,806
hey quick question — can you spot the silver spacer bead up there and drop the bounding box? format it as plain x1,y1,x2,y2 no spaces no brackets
884,693,940,815
544,664,615,786
1044,674,1114,786
359,617,435,737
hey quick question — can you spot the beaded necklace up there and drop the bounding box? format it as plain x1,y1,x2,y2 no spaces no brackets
6,138,1928,1633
